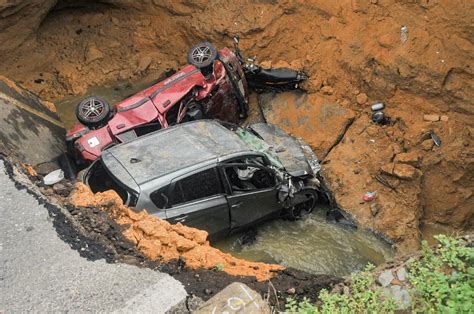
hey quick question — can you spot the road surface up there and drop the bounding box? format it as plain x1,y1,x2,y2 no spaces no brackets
0,161,187,312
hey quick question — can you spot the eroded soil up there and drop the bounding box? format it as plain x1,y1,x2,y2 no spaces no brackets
0,0,472,256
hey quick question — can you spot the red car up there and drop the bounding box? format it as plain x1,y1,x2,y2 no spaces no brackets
66,42,249,165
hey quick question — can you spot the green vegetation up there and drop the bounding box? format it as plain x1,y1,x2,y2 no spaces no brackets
285,235,473,313
408,234,473,313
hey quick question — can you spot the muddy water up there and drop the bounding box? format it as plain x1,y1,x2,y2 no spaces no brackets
56,82,394,277
214,206,394,277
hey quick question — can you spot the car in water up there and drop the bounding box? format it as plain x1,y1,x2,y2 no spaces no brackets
82,120,321,237
65,37,307,168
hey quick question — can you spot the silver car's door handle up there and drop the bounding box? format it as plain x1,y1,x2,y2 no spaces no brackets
231,201,243,208
175,215,188,222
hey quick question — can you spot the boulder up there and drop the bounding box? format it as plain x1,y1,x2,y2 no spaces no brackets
0,76,65,166
195,282,270,314
258,91,355,158
393,163,417,180
423,114,440,122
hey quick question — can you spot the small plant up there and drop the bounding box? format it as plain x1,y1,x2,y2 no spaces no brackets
407,235,473,313
285,235,473,313
215,262,225,271
285,264,398,314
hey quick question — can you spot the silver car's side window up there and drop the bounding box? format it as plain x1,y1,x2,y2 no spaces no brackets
150,185,170,210
171,167,224,207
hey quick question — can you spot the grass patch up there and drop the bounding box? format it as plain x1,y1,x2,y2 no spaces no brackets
285,235,473,313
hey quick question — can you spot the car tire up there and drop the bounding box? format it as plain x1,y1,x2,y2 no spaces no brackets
289,188,318,220
75,96,111,128
187,42,218,70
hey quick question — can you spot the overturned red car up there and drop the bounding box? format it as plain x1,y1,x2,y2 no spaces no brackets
66,42,249,165
66,37,307,168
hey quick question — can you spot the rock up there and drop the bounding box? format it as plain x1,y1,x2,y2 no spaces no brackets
356,93,368,105
321,85,334,95
343,285,351,296
286,287,296,295
371,0,378,4
380,163,394,175
370,203,381,216
195,283,270,314
423,114,440,122
395,151,420,167
204,289,213,295
53,183,71,197
85,45,104,64
393,163,417,180
137,56,152,72
421,139,434,151
391,287,411,309
378,270,394,287
396,267,408,281
440,115,449,121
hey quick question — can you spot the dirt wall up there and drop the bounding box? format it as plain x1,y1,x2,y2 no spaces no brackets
0,0,472,252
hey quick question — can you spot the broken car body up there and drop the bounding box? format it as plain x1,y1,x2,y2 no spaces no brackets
82,120,321,237
65,38,307,167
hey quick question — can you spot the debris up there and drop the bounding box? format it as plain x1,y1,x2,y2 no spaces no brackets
378,270,394,287
392,287,411,309
372,111,385,124
375,174,398,192
356,93,368,105
286,287,296,295
370,203,381,216
53,183,71,197
423,114,440,122
400,25,408,44
440,115,449,122
195,283,270,314
430,131,442,146
391,278,402,285
363,191,376,202
393,163,417,180
137,56,152,72
371,102,385,111
396,267,408,281
43,169,64,185
395,151,420,167
421,139,434,151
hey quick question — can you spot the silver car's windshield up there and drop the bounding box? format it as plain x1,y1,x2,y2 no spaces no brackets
233,127,284,169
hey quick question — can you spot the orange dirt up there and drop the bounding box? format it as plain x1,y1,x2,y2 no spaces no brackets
69,183,284,281
0,0,472,252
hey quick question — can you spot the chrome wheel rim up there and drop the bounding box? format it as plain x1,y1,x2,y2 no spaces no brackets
191,46,212,64
80,99,105,119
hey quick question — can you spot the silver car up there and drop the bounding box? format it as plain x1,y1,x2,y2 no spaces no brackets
82,120,321,236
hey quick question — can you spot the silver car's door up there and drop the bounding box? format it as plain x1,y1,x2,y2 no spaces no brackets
221,161,281,229
164,167,231,236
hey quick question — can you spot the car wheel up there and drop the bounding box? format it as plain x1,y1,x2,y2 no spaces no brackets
289,188,318,219
187,42,218,70
75,96,111,128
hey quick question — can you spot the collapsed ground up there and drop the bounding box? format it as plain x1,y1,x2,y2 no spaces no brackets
0,0,472,286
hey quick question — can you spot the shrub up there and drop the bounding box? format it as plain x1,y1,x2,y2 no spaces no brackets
285,235,473,313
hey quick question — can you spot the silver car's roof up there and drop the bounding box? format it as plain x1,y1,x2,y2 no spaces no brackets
102,120,250,186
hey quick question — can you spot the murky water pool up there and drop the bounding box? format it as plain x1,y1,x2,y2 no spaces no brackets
56,81,394,277
214,206,394,277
